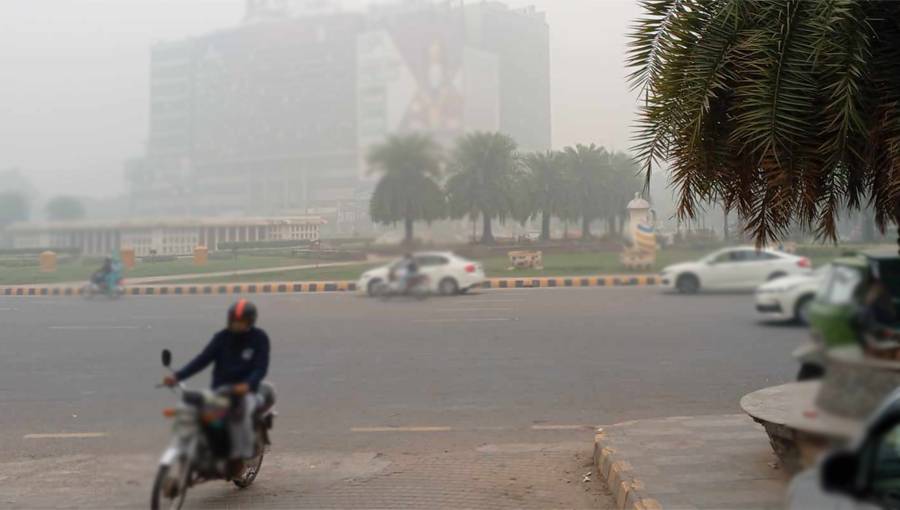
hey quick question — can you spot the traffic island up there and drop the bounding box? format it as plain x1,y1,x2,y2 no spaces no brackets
593,414,787,510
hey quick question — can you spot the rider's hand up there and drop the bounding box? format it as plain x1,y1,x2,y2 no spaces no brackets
232,383,250,396
162,375,177,387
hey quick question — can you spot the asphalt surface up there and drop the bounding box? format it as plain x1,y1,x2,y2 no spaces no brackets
0,288,805,508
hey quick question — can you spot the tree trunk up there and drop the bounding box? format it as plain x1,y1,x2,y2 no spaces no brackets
481,211,495,244
722,207,730,242
540,211,551,241
404,217,414,246
581,217,592,240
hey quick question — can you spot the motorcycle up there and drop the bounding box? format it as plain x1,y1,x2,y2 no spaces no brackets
83,274,124,299
373,273,430,300
152,349,275,510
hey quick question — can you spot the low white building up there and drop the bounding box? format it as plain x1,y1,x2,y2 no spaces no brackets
4,217,325,257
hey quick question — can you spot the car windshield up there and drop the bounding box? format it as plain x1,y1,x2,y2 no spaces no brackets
820,265,863,305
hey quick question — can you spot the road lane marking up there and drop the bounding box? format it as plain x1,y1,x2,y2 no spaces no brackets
24,432,108,439
530,425,593,431
351,426,452,433
48,326,141,331
438,308,514,312
412,318,512,324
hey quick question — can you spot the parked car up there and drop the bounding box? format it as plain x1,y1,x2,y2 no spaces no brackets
786,388,900,510
358,252,486,297
660,246,813,294
755,265,830,325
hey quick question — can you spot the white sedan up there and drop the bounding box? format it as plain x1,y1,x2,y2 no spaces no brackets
358,252,486,297
660,246,813,294
754,265,829,324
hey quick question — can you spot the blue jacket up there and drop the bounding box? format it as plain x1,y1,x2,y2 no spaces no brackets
175,327,270,391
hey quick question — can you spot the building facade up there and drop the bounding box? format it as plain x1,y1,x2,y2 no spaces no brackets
128,1,551,229
6,217,324,257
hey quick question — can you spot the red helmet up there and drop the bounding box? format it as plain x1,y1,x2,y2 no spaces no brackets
228,299,258,327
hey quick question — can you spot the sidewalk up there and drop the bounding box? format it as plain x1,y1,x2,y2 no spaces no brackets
594,414,788,510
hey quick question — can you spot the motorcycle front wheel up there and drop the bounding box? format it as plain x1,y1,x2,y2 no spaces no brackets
233,452,264,489
151,463,189,510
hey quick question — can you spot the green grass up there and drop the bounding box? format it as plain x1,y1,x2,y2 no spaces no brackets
1,244,878,285
167,264,378,284
0,255,322,285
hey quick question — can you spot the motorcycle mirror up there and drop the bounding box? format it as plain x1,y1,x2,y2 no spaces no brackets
161,349,172,368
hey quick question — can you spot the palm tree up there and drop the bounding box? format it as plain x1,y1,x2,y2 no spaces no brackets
522,151,569,241
446,132,520,244
368,134,446,245
601,152,643,237
563,144,611,240
628,0,900,244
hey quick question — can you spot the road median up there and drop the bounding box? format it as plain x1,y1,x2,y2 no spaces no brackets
0,274,658,297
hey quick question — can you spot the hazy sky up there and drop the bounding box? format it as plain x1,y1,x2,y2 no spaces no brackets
0,0,642,198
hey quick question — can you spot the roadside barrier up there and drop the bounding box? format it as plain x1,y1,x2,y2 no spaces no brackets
0,274,657,297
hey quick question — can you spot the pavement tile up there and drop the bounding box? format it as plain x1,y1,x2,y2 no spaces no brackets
594,414,788,510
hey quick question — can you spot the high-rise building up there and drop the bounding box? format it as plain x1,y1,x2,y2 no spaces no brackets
128,1,550,229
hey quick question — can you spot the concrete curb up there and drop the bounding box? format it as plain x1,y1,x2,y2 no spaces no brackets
0,281,357,297
594,430,662,510
0,274,658,297
484,274,658,289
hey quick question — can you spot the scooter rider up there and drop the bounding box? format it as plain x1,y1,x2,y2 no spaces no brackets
163,299,273,476
399,253,419,292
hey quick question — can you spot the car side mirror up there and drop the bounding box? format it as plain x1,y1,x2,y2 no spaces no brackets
161,349,172,368
821,450,859,496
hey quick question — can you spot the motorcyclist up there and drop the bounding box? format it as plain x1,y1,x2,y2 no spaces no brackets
398,253,419,292
91,257,113,288
163,299,273,476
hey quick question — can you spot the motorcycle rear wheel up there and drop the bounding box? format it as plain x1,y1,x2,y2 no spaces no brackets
233,452,264,489
151,464,189,510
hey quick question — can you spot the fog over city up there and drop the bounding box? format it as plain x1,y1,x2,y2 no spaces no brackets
0,0,641,199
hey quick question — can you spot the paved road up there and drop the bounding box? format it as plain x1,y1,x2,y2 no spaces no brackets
0,288,805,508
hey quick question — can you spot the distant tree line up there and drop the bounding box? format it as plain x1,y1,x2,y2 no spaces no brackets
368,132,643,245
0,193,86,227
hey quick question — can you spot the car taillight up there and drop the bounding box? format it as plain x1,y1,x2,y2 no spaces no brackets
797,257,811,269
465,264,477,273
162,408,177,418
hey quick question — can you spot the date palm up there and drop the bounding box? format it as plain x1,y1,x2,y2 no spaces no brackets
629,0,900,243
446,132,520,244
368,134,446,245
522,151,569,241
563,144,611,239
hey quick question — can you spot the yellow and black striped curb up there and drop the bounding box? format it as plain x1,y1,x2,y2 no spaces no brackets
0,274,658,297
594,430,662,510
483,274,658,289
0,281,357,297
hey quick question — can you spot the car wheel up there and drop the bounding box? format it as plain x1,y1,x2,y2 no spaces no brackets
438,278,459,296
676,274,699,294
367,279,382,297
767,271,787,281
794,294,815,325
